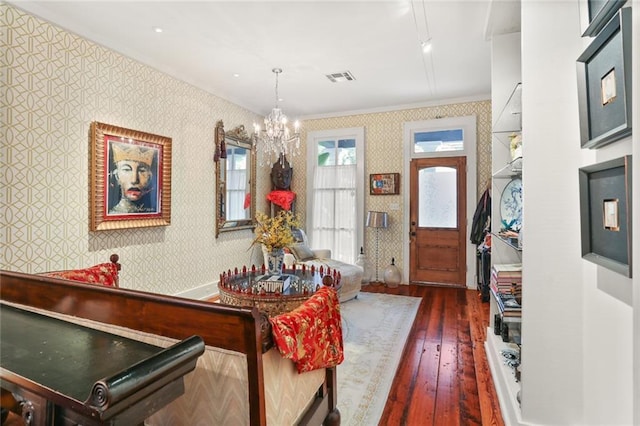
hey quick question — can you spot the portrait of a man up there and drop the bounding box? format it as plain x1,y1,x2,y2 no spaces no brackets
107,140,160,215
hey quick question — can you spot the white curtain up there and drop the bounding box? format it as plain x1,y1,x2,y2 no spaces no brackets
310,164,357,264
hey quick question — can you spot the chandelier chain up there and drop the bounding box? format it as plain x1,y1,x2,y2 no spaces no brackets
274,68,280,108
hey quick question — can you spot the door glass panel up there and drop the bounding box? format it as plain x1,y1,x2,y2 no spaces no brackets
413,129,463,153
418,166,457,228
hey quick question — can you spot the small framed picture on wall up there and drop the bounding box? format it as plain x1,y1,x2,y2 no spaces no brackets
578,0,626,37
576,8,631,149
578,155,632,277
370,173,400,195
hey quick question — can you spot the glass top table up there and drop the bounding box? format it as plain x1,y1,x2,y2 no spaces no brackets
218,265,341,316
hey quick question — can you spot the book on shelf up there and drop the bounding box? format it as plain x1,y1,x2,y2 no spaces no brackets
490,263,522,293
491,264,522,280
491,263,522,273
491,288,522,317
490,278,522,293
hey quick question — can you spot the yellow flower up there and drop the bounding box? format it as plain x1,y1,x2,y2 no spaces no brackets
252,211,301,252
509,133,522,151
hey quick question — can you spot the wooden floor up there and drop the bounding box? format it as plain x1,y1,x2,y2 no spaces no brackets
361,284,504,426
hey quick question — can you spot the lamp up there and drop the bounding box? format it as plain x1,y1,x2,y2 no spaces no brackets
253,68,300,166
366,211,388,283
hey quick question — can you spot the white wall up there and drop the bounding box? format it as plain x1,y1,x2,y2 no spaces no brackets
521,1,633,425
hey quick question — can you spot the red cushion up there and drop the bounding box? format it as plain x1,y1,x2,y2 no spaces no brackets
269,286,344,373
43,263,119,287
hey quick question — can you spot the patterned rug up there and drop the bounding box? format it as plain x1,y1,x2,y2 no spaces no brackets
338,291,421,425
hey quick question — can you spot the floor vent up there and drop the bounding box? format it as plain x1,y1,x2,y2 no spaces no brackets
326,71,356,83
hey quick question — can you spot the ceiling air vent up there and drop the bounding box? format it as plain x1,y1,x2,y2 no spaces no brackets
326,71,356,83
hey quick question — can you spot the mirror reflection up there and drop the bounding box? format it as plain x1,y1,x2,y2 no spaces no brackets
215,121,256,237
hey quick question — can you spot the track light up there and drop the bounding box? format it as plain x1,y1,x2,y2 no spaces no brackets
421,39,432,53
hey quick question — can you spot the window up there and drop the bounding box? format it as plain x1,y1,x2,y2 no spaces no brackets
306,128,364,264
413,129,464,153
418,166,457,228
317,139,356,166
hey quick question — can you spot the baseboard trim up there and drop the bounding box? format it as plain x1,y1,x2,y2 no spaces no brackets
173,281,219,300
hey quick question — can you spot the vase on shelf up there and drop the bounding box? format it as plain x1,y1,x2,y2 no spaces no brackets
267,248,285,274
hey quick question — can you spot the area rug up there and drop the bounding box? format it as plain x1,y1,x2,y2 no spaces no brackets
338,292,421,425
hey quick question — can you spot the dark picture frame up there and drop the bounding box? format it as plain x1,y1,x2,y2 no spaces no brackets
579,155,632,277
579,0,626,37
577,7,632,149
90,122,172,231
370,173,400,195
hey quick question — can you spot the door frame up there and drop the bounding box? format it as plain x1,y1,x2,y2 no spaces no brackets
402,115,477,289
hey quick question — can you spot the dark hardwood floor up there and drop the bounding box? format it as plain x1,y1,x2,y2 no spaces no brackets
360,284,504,426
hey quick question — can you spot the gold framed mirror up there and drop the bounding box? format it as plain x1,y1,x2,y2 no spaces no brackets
215,121,256,237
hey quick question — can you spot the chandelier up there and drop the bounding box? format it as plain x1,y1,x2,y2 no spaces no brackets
253,68,300,166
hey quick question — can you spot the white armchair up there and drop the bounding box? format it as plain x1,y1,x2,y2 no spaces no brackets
284,249,331,268
277,229,362,302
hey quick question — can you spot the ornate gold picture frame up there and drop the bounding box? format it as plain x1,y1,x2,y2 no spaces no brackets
90,122,172,231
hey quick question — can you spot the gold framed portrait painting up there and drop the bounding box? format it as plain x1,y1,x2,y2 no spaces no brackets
90,122,172,231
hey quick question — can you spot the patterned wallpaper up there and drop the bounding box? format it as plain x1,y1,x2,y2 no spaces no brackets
1,4,267,294
1,4,491,293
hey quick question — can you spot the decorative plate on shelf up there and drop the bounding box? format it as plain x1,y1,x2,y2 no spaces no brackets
500,177,523,231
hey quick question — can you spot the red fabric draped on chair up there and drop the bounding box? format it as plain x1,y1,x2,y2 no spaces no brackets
269,286,344,373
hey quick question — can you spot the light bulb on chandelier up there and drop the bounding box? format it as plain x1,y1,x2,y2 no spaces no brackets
253,68,301,166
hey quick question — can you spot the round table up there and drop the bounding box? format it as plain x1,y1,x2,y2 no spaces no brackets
218,267,341,316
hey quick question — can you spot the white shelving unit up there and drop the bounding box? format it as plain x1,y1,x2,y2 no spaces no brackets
485,333,524,424
486,81,523,423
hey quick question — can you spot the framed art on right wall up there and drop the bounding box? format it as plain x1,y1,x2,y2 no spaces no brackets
576,7,632,149
579,0,626,37
579,155,632,277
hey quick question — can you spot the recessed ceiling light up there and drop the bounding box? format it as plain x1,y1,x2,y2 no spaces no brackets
421,39,432,53
152,26,163,33
233,73,240,78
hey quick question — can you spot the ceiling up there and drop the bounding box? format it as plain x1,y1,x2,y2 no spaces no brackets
8,1,520,119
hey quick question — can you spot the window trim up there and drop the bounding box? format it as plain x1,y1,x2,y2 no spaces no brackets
306,127,365,259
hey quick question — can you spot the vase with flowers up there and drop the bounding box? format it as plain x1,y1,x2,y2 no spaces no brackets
252,210,300,274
